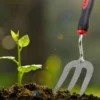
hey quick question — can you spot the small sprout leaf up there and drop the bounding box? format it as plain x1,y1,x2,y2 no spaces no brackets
11,30,19,42
18,35,30,47
18,64,42,73
17,30,19,37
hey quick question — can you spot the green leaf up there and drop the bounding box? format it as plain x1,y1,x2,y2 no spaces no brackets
0,56,18,65
0,56,15,60
11,30,19,42
18,35,30,47
18,64,42,73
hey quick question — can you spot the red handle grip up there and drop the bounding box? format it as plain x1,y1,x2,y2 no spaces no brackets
77,0,94,35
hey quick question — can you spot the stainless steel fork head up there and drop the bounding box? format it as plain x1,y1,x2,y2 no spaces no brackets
53,60,94,95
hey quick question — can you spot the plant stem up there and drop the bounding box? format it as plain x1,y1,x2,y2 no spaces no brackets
18,72,24,86
18,44,22,86
18,45,21,66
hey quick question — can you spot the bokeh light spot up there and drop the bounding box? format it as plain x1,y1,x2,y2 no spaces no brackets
2,35,16,50
46,55,62,69
44,55,62,88
57,34,64,40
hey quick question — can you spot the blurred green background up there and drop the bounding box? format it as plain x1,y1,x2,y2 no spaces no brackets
0,0,100,96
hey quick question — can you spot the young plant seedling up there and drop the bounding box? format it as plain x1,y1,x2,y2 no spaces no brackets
0,30,42,86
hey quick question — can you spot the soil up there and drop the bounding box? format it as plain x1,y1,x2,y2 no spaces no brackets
0,83,100,100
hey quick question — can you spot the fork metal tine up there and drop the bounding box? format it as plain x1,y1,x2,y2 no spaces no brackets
80,61,94,95
54,60,94,95
53,60,78,93
68,64,82,91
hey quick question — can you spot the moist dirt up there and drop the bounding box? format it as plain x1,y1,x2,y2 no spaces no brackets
0,83,100,100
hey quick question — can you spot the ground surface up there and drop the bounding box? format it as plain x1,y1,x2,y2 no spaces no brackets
0,83,100,100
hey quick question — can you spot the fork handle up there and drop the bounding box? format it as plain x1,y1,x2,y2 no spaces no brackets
77,0,94,35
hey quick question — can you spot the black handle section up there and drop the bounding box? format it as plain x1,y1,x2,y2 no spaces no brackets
77,0,94,35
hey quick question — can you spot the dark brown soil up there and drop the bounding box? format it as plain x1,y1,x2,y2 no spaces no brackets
0,83,100,100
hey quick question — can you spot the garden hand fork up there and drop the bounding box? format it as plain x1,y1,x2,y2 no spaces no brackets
54,0,94,95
